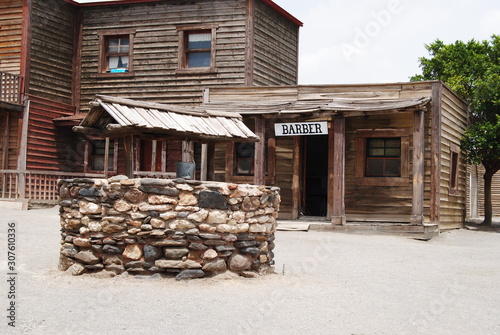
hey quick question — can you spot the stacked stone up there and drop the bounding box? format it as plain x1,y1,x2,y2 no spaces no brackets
58,176,280,280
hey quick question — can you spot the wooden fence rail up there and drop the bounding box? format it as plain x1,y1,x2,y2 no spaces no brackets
0,170,105,201
0,72,23,105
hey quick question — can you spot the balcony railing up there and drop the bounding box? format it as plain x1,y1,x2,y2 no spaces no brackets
0,71,24,105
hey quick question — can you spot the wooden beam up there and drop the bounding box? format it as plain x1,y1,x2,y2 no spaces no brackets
17,99,30,199
253,116,265,185
292,136,301,219
327,119,334,219
430,82,442,224
331,115,345,225
411,110,425,225
1,112,10,170
123,135,134,178
104,137,110,177
245,0,255,86
201,143,208,181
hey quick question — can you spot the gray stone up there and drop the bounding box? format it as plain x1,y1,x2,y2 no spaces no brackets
215,245,236,252
150,239,188,247
139,186,180,196
240,247,261,256
202,259,227,272
105,264,125,274
199,190,227,209
155,259,202,269
102,255,122,265
84,263,104,271
68,263,86,276
236,234,256,241
199,233,221,239
234,240,258,248
204,239,226,246
74,250,100,265
140,178,173,187
58,254,75,271
108,175,129,182
164,247,190,259
79,187,102,197
143,245,162,261
188,243,208,251
103,244,122,254
175,269,205,280
61,243,78,257
124,261,153,269
228,254,252,271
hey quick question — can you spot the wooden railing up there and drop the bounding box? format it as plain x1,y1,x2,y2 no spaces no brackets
0,72,24,105
0,170,105,202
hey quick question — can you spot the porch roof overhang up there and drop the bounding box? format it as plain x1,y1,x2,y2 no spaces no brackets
201,96,431,118
73,95,259,143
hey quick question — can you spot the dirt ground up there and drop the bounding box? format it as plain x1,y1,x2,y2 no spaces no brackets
0,206,499,335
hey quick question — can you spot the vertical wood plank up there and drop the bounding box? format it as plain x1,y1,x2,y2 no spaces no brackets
161,141,167,172
254,116,266,185
123,135,134,178
332,115,346,225
1,112,10,170
412,110,425,225
430,82,442,224
245,0,255,85
327,119,334,220
292,136,301,219
201,143,208,181
151,139,157,172
104,137,110,177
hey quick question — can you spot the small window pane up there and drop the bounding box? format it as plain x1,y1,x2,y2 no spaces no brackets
109,56,129,70
368,148,385,156
188,33,211,49
385,159,401,176
108,38,129,54
368,139,385,148
187,52,211,67
366,159,384,176
385,148,401,156
386,139,400,147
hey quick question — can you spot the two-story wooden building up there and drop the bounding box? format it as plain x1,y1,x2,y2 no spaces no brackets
0,0,302,206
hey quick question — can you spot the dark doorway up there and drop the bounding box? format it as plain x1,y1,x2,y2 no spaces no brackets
303,135,328,216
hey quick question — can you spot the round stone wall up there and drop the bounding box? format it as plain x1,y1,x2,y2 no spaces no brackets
58,176,279,279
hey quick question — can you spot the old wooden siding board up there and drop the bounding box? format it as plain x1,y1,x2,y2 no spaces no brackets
253,0,298,85
29,0,76,105
26,96,75,170
438,87,468,225
79,0,248,110
275,136,294,218
0,0,23,74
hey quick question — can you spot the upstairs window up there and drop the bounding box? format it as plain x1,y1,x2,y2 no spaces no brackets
177,25,217,72
98,29,135,76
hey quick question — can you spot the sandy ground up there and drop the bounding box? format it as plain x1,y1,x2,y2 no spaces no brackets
0,206,499,335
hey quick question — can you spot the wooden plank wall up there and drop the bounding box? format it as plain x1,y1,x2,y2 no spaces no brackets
26,95,76,171
253,0,298,86
468,164,500,218
29,0,76,105
0,110,20,169
79,0,248,110
0,0,23,74
439,86,468,229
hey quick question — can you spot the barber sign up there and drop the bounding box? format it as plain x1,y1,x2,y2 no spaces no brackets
274,122,328,136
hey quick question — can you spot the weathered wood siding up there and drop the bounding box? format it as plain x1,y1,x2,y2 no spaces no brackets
253,0,298,86
0,0,23,74
467,165,500,218
29,0,76,105
26,96,76,171
0,110,20,169
439,86,468,229
79,0,248,110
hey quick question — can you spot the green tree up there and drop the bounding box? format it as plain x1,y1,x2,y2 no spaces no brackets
411,35,500,225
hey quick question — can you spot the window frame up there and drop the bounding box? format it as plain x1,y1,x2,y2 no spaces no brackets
449,144,460,195
84,138,118,173
97,29,136,77
355,129,409,187
176,24,218,73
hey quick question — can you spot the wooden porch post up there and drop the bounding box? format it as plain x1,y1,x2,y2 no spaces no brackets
17,99,30,199
331,115,346,225
201,143,208,181
123,135,134,178
104,137,110,177
1,112,10,169
254,116,266,185
292,136,301,219
411,110,425,225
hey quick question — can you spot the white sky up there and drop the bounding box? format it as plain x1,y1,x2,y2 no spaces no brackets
76,0,500,85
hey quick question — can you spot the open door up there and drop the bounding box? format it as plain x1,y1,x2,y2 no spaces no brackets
303,135,329,216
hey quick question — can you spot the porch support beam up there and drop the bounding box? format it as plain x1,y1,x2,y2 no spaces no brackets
331,115,346,225
411,110,425,225
123,135,134,178
254,116,266,185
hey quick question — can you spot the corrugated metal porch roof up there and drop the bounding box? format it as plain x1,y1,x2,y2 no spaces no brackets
74,95,259,142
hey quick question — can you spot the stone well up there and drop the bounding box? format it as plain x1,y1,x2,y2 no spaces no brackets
58,176,280,279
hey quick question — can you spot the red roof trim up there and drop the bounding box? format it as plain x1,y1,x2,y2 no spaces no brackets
65,0,303,26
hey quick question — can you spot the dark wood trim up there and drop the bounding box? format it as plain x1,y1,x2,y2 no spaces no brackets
245,0,255,86
411,110,425,225
430,82,442,223
253,116,266,185
332,115,345,225
1,112,10,170
20,0,32,97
